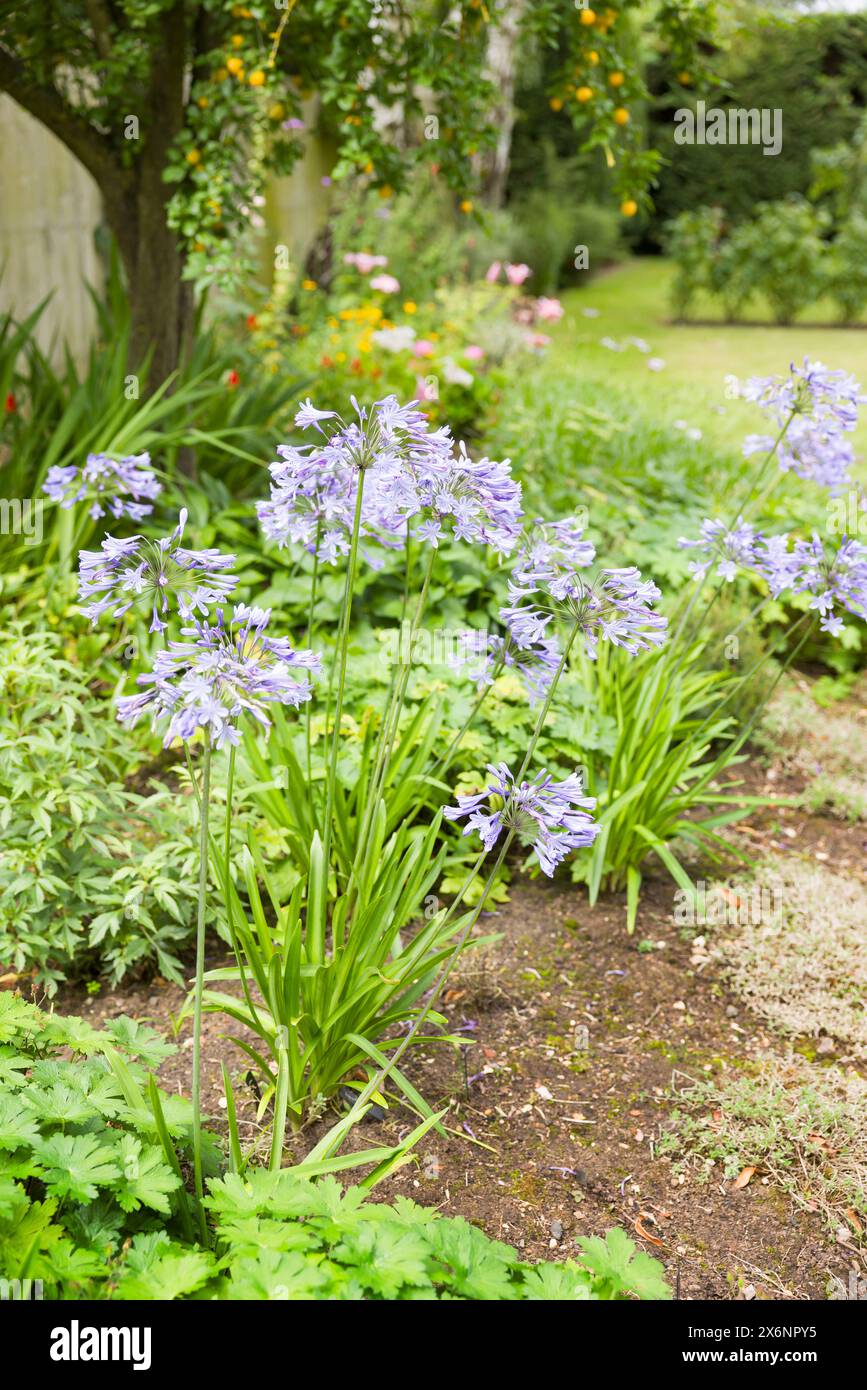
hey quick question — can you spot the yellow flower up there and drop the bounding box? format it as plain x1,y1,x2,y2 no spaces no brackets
327,316,339,328
588,50,599,64
248,69,266,88
186,148,202,165
231,34,244,48
613,107,629,125
301,278,318,291
403,301,417,314
378,184,393,198
678,71,692,85
268,102,285,120
197,96,209,109
226,56,243,76
335,351,347,363
460,198,473,213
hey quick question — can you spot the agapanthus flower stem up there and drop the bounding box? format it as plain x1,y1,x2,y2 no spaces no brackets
322,470,366,873
192,737,211,1245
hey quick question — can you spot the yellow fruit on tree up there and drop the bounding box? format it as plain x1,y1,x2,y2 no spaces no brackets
231,34,243,48
268,102,285,120
549,96,563,111
576,86,593,103
580,8,596,24
226,56,243,76
613,107,629,125
620,198,638,217
197,96,209,109
186,148,201,165
678,71,691,85
608,71,624,87
588,50,599,64
248,69,266,87
460,199,473,213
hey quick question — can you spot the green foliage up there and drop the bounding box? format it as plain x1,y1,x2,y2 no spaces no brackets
0,995,668,1301
569,640,771,930
0,623,202,991
667,197,830,325
826,214,867,325
0,993,196,1296
651,10,867,228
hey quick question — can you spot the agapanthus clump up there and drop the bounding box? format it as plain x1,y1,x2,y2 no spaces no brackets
44,451,161,521
678,516,760,582
117,604,321,748
445,762,598,876
78,509,237,632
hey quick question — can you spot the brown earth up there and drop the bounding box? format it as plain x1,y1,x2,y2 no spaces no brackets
54,750,866,1302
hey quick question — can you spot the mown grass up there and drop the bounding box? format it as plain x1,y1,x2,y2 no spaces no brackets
549,258,867,461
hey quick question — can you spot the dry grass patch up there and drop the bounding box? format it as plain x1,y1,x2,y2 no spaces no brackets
660,1056,867,1249
756,680,867,822
717,857,867,1054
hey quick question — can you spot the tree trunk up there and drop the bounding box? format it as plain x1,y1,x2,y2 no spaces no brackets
480,0,526,208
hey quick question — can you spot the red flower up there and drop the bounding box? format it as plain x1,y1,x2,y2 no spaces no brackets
349,358,362,374
226,369,240,388
246,314,258,330
4,392,16,414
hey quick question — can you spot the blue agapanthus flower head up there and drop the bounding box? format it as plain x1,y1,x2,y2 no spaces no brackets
759,532,867,637
450,629,561,707
78,509,237,632
445,762,598,876
678,516,760,582
116,604,321,748
742,358,864,495
44,451,162,521
257,395,522,563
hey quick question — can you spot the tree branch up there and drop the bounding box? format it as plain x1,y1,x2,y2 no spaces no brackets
0,44,126,191
85,0,114,60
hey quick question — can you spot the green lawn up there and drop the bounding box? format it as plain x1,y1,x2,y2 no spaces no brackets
553,259,867,460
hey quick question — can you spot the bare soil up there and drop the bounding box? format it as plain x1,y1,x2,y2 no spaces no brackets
53,749,866,1302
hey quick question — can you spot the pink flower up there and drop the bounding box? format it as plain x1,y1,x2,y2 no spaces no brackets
535,297,564,321
344,252,388,274
414,376,437,401
524,332,550,351
412,339,435,358
320,175,332,187
464,344,485,361
370,273,400,294
506,262,532,286
485,261,502,282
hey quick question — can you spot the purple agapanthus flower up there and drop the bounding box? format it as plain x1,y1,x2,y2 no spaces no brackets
678,516,760,582
742,359,865,495
758,533,867,636
78,509,237,633
116,604,321,748
511,516,596,598
450,629,561,706
257,395,522,563
503,565,667,662
444,762,598,876
44,451,161,521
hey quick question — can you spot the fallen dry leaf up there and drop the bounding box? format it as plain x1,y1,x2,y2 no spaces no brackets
845,1208,864,1236
732,1165,756,1190
635,1212,664,1246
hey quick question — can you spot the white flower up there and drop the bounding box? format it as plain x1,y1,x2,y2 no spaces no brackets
371,325,417,353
